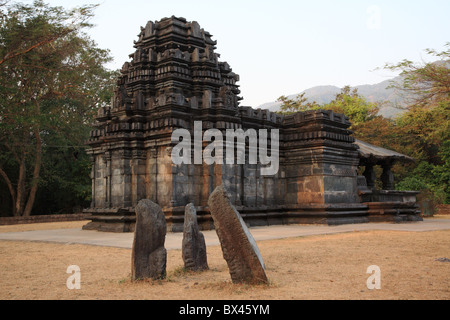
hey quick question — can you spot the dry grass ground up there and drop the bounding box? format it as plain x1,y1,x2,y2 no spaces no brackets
0,217,449,300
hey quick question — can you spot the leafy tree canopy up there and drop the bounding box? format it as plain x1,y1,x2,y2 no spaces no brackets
0,0,117,216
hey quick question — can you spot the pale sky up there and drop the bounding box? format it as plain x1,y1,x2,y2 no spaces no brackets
22,0,450,107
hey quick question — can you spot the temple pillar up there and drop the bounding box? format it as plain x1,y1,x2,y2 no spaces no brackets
89,155,96,208
131,149,146,206
363,164,376,190
381,162,395,190
104,151,112,208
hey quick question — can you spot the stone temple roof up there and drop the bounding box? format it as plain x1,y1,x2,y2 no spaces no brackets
355,139,415,164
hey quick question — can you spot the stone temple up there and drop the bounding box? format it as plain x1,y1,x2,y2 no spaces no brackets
82,16,421,232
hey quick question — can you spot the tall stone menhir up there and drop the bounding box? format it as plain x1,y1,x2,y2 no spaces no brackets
208,186,268,284
182,203,208,271
131,199,167,280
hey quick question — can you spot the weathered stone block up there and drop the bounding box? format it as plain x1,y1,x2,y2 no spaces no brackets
131,199,167,280
208,186,268,284
182,203,208,271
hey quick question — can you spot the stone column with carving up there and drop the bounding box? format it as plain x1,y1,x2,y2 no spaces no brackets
110,149,132,208
381,161,395,190
146,148,158,203
363,163,377,190
104,151,112,208
131,149,146,207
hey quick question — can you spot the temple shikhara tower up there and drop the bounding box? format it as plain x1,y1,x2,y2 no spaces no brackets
83,16,421,232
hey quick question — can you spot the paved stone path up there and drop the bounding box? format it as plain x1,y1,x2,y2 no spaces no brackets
0,219,449,250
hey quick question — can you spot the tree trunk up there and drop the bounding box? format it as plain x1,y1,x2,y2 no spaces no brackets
15,156,27,216
23,127,42,217
0,167,17,216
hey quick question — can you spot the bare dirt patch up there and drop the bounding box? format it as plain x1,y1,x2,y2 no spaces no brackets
0,222,449,300
0,220,88,233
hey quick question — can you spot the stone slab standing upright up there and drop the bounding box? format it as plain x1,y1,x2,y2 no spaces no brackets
208,186,268,284
182,203,208,271
131,199,167,280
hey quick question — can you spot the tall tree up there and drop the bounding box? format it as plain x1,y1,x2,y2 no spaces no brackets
384,44,450,202
0,0,116,216
384,43,450,108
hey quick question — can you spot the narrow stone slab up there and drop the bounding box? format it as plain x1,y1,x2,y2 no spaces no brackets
131,199,167,280
182,203,208,271
208,186,268,284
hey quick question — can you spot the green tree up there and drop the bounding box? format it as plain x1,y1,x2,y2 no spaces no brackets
383,43,450,108
0,0,116,216
276,92,320,114
323,86,380,128
392,101,450,202
277,86,380,126
384,45,450,203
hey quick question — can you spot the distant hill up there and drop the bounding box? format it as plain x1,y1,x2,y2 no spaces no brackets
257,76,409,118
